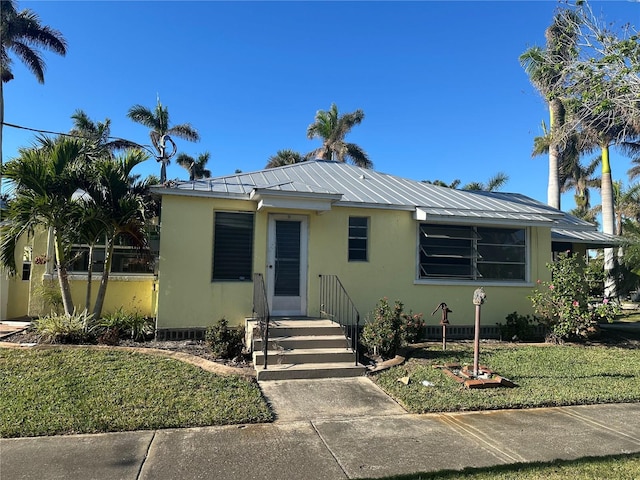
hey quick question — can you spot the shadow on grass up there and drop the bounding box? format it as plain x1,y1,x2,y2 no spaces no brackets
364,452,640,480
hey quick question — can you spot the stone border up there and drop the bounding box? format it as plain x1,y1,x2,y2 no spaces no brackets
0,342,256,380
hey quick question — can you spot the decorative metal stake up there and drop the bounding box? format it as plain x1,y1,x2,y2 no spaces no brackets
472,288,486,377
432,302,452,350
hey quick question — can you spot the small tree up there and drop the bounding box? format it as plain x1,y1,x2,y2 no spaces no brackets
361,298,425,359
530,252,619,343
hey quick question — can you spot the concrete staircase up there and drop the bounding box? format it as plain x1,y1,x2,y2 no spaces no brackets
252,318,366,381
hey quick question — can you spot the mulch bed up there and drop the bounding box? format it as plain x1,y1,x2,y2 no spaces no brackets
1,328,256,377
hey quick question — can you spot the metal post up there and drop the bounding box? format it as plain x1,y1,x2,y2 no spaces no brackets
442,323,447,350
472,288,486,378
473,303,480,377
432,302,451,351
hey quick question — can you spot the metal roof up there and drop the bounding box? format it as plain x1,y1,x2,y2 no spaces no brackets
551,229,620,246
153,160,607,235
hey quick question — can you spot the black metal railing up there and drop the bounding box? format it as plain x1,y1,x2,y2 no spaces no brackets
319,274,360,366
253,273,270,369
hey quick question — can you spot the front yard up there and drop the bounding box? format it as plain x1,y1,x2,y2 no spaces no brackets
0,347,272,438
371,341,640,413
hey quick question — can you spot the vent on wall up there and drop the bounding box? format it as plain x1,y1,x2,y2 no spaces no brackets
156,328,206,341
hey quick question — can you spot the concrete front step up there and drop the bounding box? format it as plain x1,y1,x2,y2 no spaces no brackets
254,347,356,366
266,319,345,336
255,362,366,381
254,334,349,351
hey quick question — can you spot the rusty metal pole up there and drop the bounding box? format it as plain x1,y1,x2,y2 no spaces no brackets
472,288,486,378
442,323,447,350
432,303,451,351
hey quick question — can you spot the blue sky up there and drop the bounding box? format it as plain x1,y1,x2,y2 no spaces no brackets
4,1,639,211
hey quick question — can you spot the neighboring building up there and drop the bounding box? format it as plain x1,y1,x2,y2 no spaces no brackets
3,160,616,334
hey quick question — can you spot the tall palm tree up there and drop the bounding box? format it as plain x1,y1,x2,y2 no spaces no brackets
306,103,372,168
520,9,580,209
265,149,304,169
0,0,67,190
0,136,85,315
127,98,200,183
176,152,212,180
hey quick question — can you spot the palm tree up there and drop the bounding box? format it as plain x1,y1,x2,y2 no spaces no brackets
306,103,372,168
422,179,461,189
462,172,509,192
629,157,640,182
127,98,200,183
0,0,67,190
70,110,138,155
520,9,580,209
176,152,212,180
83,149,151,318
560,155,601,216
0,136,85,315
265,149,304,169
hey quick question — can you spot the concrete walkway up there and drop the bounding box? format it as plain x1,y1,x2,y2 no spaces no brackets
1,378,640,480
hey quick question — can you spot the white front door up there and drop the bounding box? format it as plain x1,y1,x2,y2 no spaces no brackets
267,214,308,316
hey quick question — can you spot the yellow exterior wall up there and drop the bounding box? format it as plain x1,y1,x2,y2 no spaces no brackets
5,234,31,319
156,196,259,330
4,228,156,319
156,194,555,329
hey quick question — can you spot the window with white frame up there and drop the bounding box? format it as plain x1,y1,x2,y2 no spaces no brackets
419,224,526,281
212,211,254,281
348,217,368,261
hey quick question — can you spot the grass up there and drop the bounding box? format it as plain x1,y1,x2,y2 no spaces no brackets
372,342,640,413
0,348,272,438
370,453,640,480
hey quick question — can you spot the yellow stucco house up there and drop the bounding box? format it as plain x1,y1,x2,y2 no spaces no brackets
3,160,615,342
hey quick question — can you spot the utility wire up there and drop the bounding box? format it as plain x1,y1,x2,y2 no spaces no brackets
1,121,156,156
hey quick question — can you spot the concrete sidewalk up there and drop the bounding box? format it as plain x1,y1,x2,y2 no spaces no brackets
1,378,640,480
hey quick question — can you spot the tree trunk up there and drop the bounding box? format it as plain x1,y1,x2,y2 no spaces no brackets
600,144,616,299
85,244,94,312
547,99,562,210
1,79,4,195
92,237,114,319
53,233,74,315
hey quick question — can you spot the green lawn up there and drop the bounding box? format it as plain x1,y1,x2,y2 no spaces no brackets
372,343,640,413
370,453,640,480
0,348,272,438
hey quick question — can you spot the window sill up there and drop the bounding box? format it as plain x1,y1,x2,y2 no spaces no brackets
414,279,534,287
43,273,156,282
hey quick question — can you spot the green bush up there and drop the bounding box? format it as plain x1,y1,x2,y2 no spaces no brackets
530,252,620,343
34,310,97,344
361,298,425,359
496,311,540,341
98,308,155,343
205,318,245,359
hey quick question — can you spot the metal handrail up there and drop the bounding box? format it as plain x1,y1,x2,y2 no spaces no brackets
252,273,270,370
318,274,360,366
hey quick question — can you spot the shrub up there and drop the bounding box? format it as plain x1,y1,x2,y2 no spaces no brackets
98,308,155,343
399,310,426,345
34,310,97,344
205,318,245,359
496,311,539,342
530,252,619,343
361,298,425,359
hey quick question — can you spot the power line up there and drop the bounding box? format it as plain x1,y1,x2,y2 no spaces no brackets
1,121,155,156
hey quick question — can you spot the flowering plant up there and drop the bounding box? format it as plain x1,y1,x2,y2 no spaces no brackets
529,252,618,342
